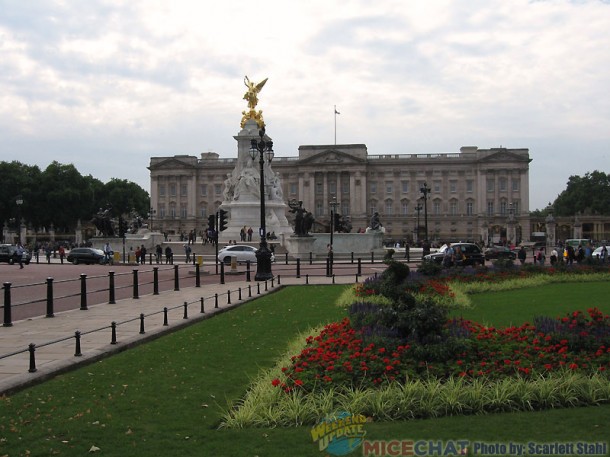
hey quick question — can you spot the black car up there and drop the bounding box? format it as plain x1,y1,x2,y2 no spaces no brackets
0,244,31,265
423,243,485,266
484,246,517,261
67,247,105,265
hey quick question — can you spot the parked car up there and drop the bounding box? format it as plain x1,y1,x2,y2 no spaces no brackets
217,244,275,264
0,244,31,265
67,247,105,265
484,245,517,261
423,243,485,266
592,246,607,259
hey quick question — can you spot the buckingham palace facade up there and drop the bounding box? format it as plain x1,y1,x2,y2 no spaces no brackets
149,144,532,244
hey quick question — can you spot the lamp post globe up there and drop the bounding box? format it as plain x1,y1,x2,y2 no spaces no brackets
249,128,274,281
419,183,430,242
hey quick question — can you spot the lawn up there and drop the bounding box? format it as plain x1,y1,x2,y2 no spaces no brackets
451,281,610,327
1,282,609,457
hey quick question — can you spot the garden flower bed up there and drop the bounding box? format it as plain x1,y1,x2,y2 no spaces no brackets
222,265,610,427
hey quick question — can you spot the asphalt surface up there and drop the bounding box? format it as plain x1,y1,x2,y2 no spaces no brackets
0,258,390,396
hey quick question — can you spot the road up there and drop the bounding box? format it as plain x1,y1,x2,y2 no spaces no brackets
1,258,391,322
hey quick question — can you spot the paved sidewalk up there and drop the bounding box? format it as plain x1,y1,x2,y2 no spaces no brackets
0,274,356,396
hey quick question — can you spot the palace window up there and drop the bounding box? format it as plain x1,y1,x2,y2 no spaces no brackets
401,181,409,193
214,184,222,196
200,184,207,197
181,184,187,196
170,184,177,197
487,201,494,216
159,184,166,197
466,201,474,216
466,180,473,193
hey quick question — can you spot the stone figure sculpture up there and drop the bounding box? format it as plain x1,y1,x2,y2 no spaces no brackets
289,199,314,236
91,206,116,237
369,212,382,230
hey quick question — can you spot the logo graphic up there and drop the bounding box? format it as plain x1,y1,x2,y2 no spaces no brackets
311,411,367,456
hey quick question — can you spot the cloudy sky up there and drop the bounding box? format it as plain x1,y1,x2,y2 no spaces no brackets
1,0,609,210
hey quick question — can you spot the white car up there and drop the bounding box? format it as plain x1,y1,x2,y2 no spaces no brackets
217,244,275,264
592,246,607,259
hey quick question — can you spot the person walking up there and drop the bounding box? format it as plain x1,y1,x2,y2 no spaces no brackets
16,244,25,269
404,242,410,261
517,245,526,265
103,242,113,264
58,245,65,264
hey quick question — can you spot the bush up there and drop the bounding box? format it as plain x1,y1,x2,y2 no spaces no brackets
492,258,516,271
417,260,443,276
383,249,395,262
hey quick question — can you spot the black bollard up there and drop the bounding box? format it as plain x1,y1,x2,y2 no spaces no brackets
80,274,88,310
153,267,159,295
139,313,145,334
108,271,116,304
74,331,82,356
132,270,139,299
28,343,37,373
200,297,205,313
183,301,188,319
195,263,201,287
163,307,169,325
174,265,180,291
246,261,251,282
220,262,225,285
46,277,54,318
111,322,117,344
296,258,301,278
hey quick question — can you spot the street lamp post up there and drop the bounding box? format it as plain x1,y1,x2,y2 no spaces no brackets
419,183,430,242
414,201,423,243
249,127,274,281
15,194,24,245
329,196,339,276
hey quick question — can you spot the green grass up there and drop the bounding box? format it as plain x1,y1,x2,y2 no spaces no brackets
2,282,610,456
450,281,610,327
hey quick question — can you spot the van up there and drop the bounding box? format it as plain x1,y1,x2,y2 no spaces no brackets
565,239,592,248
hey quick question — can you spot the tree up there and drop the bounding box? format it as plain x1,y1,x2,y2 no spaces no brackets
0,160,149,234
552,171,610,216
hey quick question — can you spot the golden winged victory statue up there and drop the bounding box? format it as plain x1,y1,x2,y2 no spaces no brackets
241,76,268,128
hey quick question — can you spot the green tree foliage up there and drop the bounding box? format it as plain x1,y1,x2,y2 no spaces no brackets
552,171,610,216
0,161,149,232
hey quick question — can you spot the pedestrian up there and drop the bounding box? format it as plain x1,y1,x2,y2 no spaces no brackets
247,226,253,241
536,247,546,266
103,242,113,264
600,244,608,263
16,244,25,269
443,242,455,268
58,245,65,264
45,244,52,263
517,245,526,265
404,242,410,261
184,244,191,263
550,247,558,265
155,244,162,264
140,245,147,264
135,246,141,264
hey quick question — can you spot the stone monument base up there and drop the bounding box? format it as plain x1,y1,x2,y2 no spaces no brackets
283,235,317,259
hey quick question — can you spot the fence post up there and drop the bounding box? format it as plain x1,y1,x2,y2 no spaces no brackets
163,307,169,325
227,290,231,304
248,284,252,297
28,343,37,373
46,277,54,318
309,251,313,265
238,287,242,301
306,274,309,285
296,258,301,278
174,265,180,291
195,263,201,287
257,282,260,295
371,252,374,264
215,293,219,308
149,253,153,265
132,269,139,299
200,297,205,313
351,252,354,264
139,313,145,334
265,280,268,292
285,252,288,265
326,257,331,277
108,271,116,304
357,258,362,276
277,275,281,285
220,262,225,285
74,331,82,356
153,267,159,295
111,322,117,344
246,261,251,282
183,301,188,319
80,274,88,310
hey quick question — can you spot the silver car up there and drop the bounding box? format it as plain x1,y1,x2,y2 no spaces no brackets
217,245,275,264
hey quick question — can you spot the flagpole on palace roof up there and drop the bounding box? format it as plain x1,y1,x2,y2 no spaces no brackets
334,105,340,145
